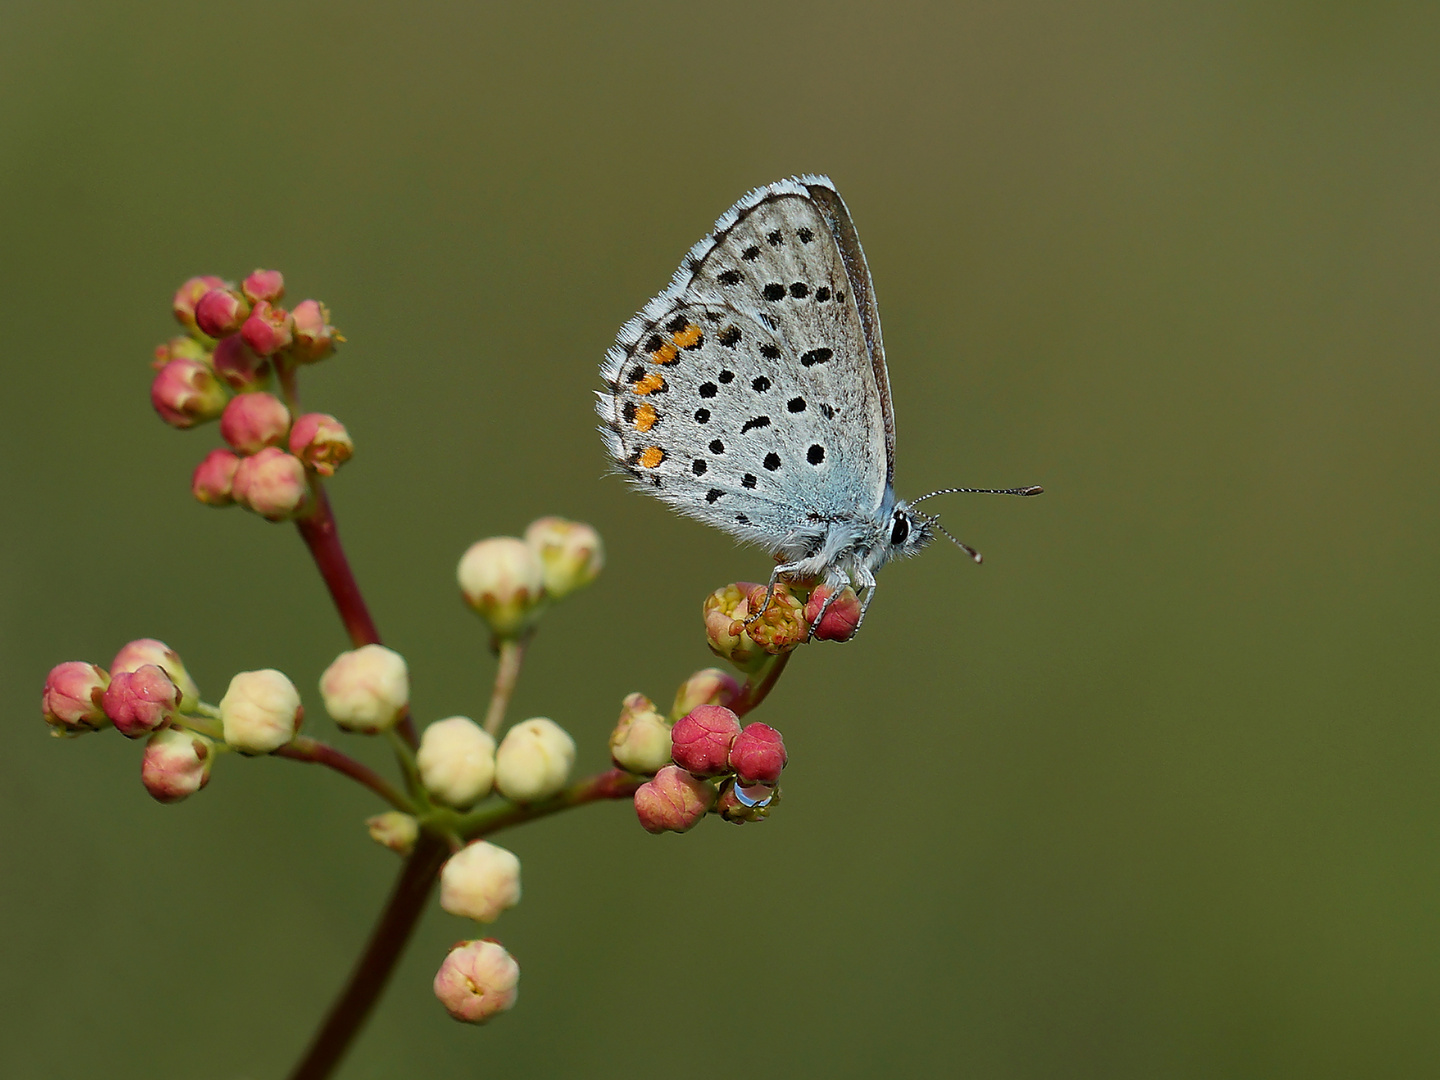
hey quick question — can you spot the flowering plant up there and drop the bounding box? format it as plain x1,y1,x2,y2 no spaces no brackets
41,271,862,1079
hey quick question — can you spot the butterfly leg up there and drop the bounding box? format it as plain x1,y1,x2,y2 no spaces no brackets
805,569,856,638
850,565,879,633
742,562,807,627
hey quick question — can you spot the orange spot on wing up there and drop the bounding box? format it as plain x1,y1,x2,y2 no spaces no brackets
639,446,665,468
651,341,678,365
672,324,702,349
632,372,666,395
633,403,657,432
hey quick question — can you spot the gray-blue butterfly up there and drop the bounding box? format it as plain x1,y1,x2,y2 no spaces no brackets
598,175,1040,630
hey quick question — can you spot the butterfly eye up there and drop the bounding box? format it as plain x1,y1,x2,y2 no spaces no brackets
890,512,910,547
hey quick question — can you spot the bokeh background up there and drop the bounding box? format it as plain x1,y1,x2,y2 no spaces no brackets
3,1,1438,1077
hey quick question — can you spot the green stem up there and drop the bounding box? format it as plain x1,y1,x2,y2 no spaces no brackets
729,651,792,718
456,768,644,839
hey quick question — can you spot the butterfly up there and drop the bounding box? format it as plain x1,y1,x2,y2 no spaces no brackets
598,175,1040,631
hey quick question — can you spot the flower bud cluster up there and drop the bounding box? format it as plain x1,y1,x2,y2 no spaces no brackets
702,580,863,671
42,639,307,803
154,272,352,523
457,518,603,640
633,704,788,833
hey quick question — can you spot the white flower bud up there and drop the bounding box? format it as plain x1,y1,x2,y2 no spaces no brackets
523,516,603,599
141,728,215,803
433,939,519,1024
494,717,575,802
439,841,521,923
319,644,409,733
367,811,419,856
457,537,545,637
608,693,672,775
417,716,496,808
219,669,302,753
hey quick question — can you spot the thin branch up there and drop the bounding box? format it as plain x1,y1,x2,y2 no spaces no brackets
275,736,414,812
482,634,529,737
293,484,419,749
457,768,645,839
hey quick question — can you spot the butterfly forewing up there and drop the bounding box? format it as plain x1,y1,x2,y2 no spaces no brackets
599,176,891,550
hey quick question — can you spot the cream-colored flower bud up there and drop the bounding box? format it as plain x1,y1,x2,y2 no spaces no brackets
523,516,603,600
494,717,575,802
319,644,409,733
367,811,419,856
608,693,673,775
417,716,496,808
219,669,302,753
457,537,545,638
439,841,521,923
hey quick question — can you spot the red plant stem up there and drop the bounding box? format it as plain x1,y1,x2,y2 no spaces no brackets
274,737,413,812
295,486,381,649
287,834,448,1080
294,485,419,748
729,651,792,718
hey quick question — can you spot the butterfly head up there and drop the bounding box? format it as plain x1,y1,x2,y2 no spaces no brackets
882,503,936,562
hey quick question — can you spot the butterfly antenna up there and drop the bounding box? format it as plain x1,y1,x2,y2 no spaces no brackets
910,485,1044,505
917,511,984,564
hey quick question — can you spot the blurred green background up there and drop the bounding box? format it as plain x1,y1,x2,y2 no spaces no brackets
3,1,1438,1077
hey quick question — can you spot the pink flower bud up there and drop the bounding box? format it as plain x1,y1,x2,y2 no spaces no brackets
670,705,741,778
172,275,226,335
219,669,302,753
194,288,251,338
191,448,241,506
608,692,672,775
140,728,214,803
729,723,787,784
522,517,604,599
240,300,294,357
211,333,269,392
367,811,419,856
319,644,409,734
111,638,200,711
151,335,208,370
715,777,779,824
150,358,226,429
670,667,741,720
241,269,285,305
634,765,716,833
42,661,110,735
232,447,308,521
457,537,546,639
220,392,291,454
804,585,862,642
440,841,522,923
290,299,339,363
288,412,353,476
102,665,179,738
433,939,519,1024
